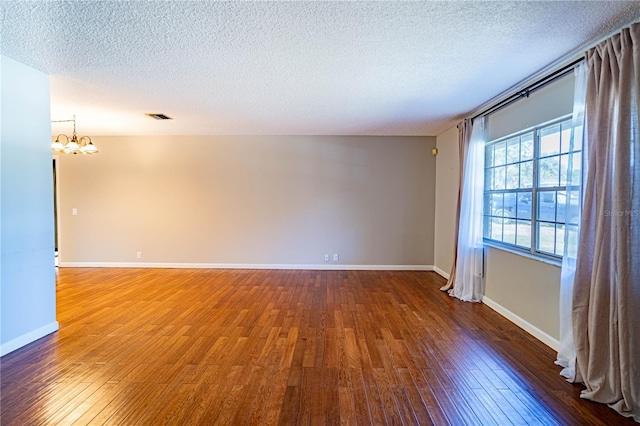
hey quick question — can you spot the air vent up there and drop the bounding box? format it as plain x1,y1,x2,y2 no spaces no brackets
146,113,172,120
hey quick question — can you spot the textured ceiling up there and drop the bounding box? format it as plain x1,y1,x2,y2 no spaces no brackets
2,1,640,136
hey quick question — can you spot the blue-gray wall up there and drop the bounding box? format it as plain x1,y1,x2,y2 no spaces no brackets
1,55,58,356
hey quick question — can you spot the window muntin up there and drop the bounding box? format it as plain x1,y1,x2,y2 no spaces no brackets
483,117,581,259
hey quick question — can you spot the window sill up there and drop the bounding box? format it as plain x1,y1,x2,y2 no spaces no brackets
483,241,562,268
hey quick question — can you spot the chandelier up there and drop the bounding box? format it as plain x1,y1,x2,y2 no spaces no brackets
51,115,98,155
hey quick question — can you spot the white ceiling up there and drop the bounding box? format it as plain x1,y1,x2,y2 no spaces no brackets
2,1,640,137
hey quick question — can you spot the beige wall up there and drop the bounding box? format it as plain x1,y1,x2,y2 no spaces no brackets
57,135,436,267
488,73,574,141
484,247,561,341
433,126,459,276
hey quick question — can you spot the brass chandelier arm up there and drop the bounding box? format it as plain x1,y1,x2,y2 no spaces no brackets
54,134,70,143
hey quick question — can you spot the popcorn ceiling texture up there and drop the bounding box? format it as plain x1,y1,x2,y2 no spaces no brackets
2,1,640,136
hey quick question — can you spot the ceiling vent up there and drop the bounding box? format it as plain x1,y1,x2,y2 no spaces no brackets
146,113,172,120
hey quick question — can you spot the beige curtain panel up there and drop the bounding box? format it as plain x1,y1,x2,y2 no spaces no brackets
441,118,471,292
573,22,640,422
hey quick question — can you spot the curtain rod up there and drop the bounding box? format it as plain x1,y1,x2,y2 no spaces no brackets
471,56,585,122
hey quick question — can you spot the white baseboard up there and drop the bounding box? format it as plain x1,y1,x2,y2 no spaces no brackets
482,296,559,351
58,262,435,271
433,266,450,279
1,321,59,357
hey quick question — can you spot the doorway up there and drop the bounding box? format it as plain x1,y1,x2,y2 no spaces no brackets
53,157,59,266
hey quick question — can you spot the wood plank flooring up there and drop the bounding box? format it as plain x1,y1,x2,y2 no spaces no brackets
1,268,633,425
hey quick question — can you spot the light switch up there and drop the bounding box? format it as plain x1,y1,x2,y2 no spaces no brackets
72,208,78,216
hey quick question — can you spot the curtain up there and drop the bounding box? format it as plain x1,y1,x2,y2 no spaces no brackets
572,22,640,422
556,62,587,380
440,119,471,292
442,117,486,302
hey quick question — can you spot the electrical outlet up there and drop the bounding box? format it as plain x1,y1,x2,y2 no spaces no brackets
136,251,142,259
333,253,339,262
72,208,78,216
324,254,330,262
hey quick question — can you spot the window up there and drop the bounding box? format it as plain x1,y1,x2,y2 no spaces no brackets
483,117,582,259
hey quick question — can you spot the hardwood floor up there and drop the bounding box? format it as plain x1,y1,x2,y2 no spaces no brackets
0,268,633,425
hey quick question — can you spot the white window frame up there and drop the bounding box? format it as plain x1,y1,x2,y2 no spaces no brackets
483,115,581,262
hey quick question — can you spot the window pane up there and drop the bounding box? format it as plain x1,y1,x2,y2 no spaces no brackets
520,161,533,188
489,193,504,220
506,164,519,189
561,127,572,153
485,216,502,241
490,168,495,190
516,192,532,219
556,191,567,224
515,220,531,248
560,154,570,186
566,192,580,225
486,145,495,167
502,193,516,221
557,191,580,224
490,221,503,241
538,156,560,187
521,134,534,160
489,192,515,224
494,142,507,166
565,224,579,257
540,124,561,157
573,125,583,151
503,221,516,244
555,224,565,256
568,152,581,186
538,191,557,222
483,214,491,239
537,222,556,254
506,138,520,164
493,166,506,190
